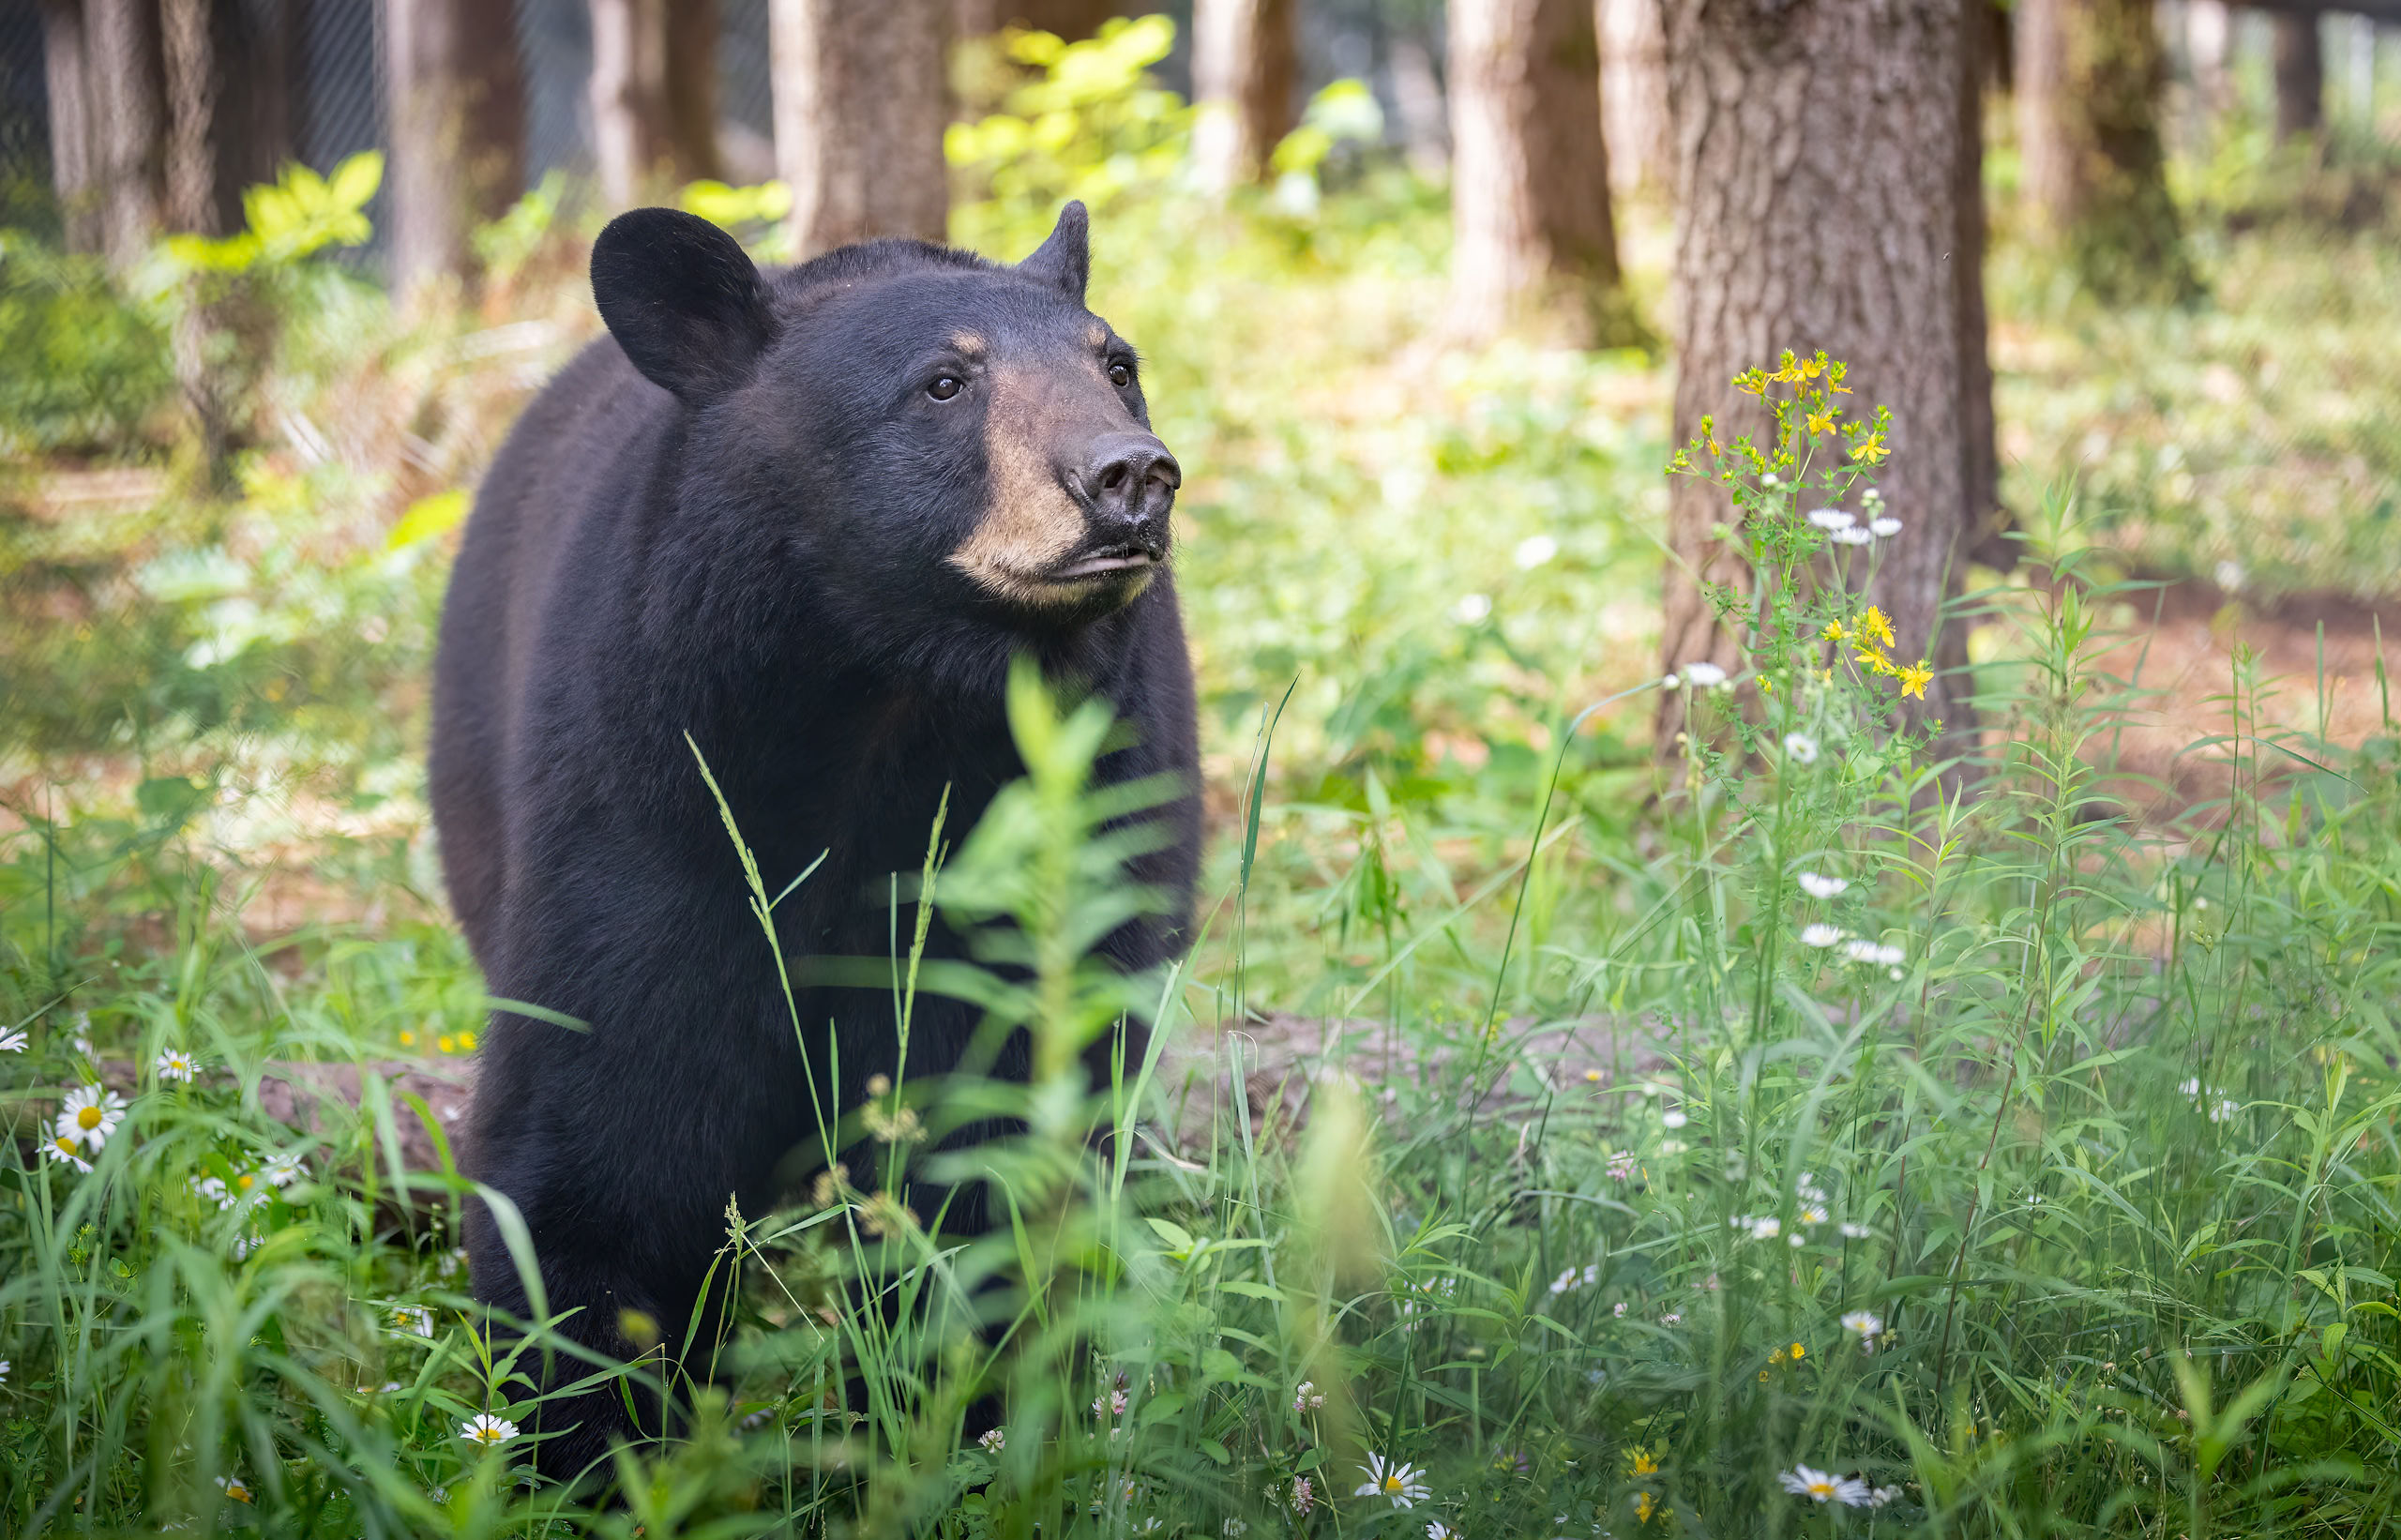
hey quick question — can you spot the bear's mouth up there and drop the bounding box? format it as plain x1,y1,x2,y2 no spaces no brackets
1051,545,1158,581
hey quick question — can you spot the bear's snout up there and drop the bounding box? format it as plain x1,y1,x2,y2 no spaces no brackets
1068,431,1180,559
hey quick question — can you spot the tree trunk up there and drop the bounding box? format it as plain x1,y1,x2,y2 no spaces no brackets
2273,13,2324,141
955,0,1120,38
664,0,723,183
86,0,165,268
1656,0,1994,770
770,0,953,257
1447,0,1625,345
1598,0,1669,200
387,0,527,296
2015,0,2193,301
589,0,672,208
161,0,219,234
39,0,101,253
1191,0,1299,190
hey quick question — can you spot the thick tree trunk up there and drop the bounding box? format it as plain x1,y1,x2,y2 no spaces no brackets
161,0,219,234
39,0,101,253
2016,0,2192,301
1599,0,1669,200
86,0,165,268
2273,13,2324,141
664,0,723,184
589,0,668,208
387,0,527,296
1191,0,1299,190
770,0,953,257
955,0,1120,38
1448,0,1625,345
1657,0,1993,770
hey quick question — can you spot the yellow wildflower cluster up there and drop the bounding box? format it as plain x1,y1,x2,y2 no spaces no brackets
398,1026,478,1055
1821,607,1931,699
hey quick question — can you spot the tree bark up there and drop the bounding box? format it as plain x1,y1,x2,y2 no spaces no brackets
2015,0,2193,301
2273,13,2324,142
1191,0,1299,190
770,0,953,257
387,0,526,297
589,0,669,208
664,0,723,184
39,0,101,253
1599,0,1669,200
1656,0,1994,770
161,0,219,234
86,0,165,268
955,0,1121,38
1447,0,1626,345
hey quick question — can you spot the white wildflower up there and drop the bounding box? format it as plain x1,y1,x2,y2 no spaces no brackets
1869,517,1902,537
1840,1309,1883,1349
42,1132,92,1173
1681,661,1729,688
1839,1222,1873,1240
1293,1381,1325,1412
1800,923,1845,949
1515,534,1560,568
56,1085,127,1153
460,1412,519,1447
1354,1454,1430,1508
1805,507,1856,531
155,1049,197,1083
1612,1302,1628,1318
1831,525,1876,546
978,1427,1005,1454
1869,1486,1903,1508
0,1029,25,1053
1779,1466,1870,1506
391,1306,435,1339
1661,1110,1687,1129
1782,732,1820,764
1798,871,1849,899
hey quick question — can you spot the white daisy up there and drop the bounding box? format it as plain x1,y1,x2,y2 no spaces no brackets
461,1412,519,1446
1747,1215,1782,1241
1354,1454,1429,1508
1779,1466,1869,1506
193,1175,234,1210
1805,507,1856,531
1831,525,1877,546
1800,923,1845,948
1514,534,1559,568
1426,1524,1457,1540
56,1085,127,1153
0,1029,26,1053
1842,939,1882,964
155,1049,197,1083
1840,1309,1883,1347
1869,517,1902,537
42,1132,92,1173
1781,732,1820,764
261,1152,305,1188
1798,871,1849,898
1681,661,1729,688
1799,1204,1830,1227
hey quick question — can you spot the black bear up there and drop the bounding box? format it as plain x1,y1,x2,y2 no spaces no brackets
427,202,1200,1479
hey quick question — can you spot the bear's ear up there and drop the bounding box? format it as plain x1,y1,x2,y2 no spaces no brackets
1017,200,1091,306
591,208,778,403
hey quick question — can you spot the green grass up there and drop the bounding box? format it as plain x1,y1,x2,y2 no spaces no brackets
8,23,2401,1537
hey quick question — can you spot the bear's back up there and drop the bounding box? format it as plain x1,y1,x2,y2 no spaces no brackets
428,338,676,964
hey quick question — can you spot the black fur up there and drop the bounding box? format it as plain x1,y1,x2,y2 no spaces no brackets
427,204,1200,1480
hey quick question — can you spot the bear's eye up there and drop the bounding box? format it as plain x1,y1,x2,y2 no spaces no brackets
927,374,963,401
1108,362,1133,389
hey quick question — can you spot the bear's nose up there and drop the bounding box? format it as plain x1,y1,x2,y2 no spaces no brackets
1071,433,1180,544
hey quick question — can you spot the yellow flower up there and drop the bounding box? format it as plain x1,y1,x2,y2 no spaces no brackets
1635,1491,1660,1524
437,1034,456,1054
1897,660,1934,700
1851,432,1888,465
1628,1449,1660,1477
1805,408,1835,435
1855,644,1896,676
398,1030,415,1048
1857,606,1896,647
1796,355,1824,380
1789,1341,1805,1360
460,1030,478,1051
1820,619,1847,643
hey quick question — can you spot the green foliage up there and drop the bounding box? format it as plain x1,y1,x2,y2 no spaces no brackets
163,153,384,276
0,236,175,457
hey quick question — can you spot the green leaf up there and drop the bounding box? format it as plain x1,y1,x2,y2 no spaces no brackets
388,490,470,551
1145,1216,1196,1255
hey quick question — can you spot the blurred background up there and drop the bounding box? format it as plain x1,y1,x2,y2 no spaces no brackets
0,0,2394,956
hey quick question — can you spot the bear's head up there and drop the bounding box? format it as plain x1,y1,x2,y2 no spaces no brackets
589,202,1179,640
